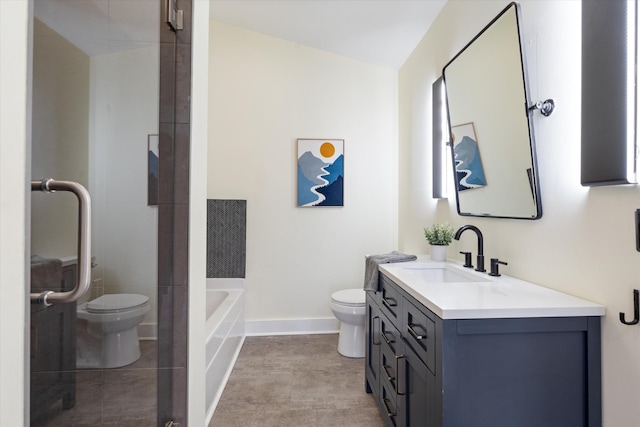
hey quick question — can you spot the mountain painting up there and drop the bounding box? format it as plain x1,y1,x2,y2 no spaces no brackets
451,123,487,192
148,134,159,205
297,139,344,207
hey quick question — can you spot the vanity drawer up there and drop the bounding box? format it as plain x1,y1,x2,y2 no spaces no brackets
380,341,399,396
403,299,436,374
379,368,399,427
380,311,401,354
380,311,401,392
379,273,402,326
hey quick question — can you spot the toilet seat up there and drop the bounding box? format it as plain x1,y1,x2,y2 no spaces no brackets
331,289,365,307
86,294,149,314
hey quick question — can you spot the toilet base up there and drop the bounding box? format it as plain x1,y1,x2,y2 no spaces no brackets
77,324,142,369
337,322,365,358
102,326,142,368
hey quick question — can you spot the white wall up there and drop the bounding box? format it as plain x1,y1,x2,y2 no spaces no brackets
89,45,159,327
399,1,640,425
0,0,30,424
207,22,398,325
189,0,209,423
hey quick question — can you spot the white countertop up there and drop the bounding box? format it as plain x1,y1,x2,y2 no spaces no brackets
378,258,605,320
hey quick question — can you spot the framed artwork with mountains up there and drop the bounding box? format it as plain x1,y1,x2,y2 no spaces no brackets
297,138,344,207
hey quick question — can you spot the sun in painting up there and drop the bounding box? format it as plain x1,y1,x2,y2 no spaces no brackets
319,141,335,158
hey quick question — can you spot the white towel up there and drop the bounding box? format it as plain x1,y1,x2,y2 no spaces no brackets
363,251,417,292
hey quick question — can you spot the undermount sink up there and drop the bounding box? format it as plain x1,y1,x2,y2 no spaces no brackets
402,265,488,283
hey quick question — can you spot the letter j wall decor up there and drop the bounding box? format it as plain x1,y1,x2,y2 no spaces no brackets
297,138,344,207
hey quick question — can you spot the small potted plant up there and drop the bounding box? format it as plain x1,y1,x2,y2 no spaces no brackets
423,223,455,261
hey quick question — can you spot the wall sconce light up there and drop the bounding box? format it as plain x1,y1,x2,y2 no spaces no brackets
582,0,638,186
432,76,449,199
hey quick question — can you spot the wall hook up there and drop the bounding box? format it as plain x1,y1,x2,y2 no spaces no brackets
619,289,639,325
528,99,555,117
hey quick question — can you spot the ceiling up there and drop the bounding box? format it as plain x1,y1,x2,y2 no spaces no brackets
34,0,160,56
210,0,447,70
33,0,447,70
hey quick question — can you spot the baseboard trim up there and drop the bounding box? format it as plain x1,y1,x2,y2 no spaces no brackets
245,318,339,336
138,323,157,340
137,319,338,339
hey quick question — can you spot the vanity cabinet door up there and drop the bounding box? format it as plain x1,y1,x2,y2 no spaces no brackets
30,263,77,422
379,274,402,325
402,298,436,374
379,315,402,427
380,314,401,394
365,295,382,396
397,341,437,427
380,373,400,427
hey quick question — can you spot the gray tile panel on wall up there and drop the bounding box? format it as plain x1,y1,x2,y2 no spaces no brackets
207,200,247,278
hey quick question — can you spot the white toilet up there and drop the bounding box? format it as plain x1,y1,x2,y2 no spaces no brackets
330,289,366,358
76,293,150,369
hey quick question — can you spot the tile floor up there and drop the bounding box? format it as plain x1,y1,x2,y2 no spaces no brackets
31,340,157,427
32,334,384,426
209,334,385,427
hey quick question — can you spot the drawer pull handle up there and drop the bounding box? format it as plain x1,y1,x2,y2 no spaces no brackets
372,316,380,346
382,364,395,382
381,330,395,345
395,354,406,396
382,398,397,417
408,323,426,340
382,296,398,309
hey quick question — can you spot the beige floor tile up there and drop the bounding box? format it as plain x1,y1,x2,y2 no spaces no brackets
209,334,385,427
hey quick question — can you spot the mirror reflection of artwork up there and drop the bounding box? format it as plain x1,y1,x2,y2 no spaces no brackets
442,2,541,219
148,134,159,206
297,139,344,207
451,123,486,191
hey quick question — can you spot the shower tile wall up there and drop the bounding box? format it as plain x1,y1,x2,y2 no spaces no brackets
157,0,192,425
207,200,247,278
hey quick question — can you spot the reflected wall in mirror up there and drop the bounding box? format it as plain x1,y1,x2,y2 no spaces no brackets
443,2,542,219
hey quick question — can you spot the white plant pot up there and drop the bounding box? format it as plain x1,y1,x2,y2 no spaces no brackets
430,245,447,261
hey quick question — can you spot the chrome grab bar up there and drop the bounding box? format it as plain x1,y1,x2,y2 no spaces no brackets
30,179,91,306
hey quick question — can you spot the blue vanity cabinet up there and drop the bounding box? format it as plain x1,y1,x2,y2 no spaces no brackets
397,339,437,427
367,273,438,427
379,273,402,325
366,272,603,427
30,262,77,422
379,316,401,426
365,295,382,397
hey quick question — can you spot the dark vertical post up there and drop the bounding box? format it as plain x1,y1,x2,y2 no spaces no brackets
158,0,192,425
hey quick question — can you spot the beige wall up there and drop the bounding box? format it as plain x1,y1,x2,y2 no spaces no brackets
208,21,398,322
31,18,89,258
30,19,159,327
399,0,640,425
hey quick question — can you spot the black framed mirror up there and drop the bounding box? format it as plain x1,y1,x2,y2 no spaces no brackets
442,2,542,219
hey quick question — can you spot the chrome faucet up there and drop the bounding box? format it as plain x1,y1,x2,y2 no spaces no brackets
454,225,485,272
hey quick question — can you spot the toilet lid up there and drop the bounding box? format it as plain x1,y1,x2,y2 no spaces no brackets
331,289,365,306
87,294,149,313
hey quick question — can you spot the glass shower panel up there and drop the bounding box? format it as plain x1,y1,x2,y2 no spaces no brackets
30,1,160,425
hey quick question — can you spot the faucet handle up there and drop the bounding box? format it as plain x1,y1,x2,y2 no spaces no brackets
489,258,508,277
459,251,473,268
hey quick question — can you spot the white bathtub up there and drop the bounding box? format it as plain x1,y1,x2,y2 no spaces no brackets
205,278,245,425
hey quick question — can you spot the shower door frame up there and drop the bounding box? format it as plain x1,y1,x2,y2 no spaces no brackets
157,0,193,424
0,0,209,424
